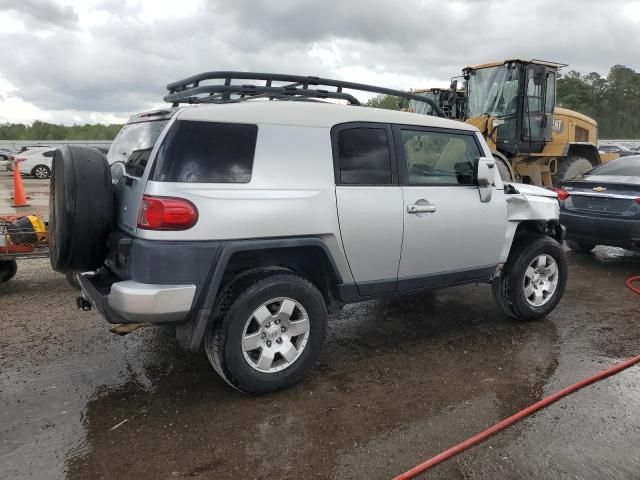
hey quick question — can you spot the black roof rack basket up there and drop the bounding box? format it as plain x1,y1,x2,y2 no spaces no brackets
164,71,445,117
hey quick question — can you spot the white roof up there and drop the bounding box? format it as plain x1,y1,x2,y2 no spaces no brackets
176,100,478,131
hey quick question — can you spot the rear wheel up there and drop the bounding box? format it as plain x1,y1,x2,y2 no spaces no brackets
0,260,17,283
492,235,567,321
205,270,327,394
31,165,51,179
553,156,595,185
566,240,596,252
49,145,113,273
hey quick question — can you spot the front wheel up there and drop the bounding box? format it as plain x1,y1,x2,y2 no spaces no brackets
492,235,567,321
553,156,595,186
205,270,328,394
493,154,514,182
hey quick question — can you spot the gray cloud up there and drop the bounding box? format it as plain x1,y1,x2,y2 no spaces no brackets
0,0,78,29
0,0,638,123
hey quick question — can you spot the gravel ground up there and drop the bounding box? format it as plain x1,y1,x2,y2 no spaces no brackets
1,246,639,479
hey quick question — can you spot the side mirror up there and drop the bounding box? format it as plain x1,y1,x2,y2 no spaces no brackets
476,157,495,202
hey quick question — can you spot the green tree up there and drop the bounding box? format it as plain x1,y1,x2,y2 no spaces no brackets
364,94,408,110
557,65,640,138
0,122,123,141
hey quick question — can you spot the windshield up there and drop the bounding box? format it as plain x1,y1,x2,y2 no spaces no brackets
467,65,519,118
107,120,169,176
409,91,440,116
586,157,640,177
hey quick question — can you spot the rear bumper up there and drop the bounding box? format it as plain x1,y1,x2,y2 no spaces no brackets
78,270,196,324
560,210,640,249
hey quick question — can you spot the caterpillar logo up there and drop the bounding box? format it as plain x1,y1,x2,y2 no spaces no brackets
552,119,563,131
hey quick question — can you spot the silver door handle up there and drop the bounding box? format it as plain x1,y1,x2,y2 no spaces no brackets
407,204,437,214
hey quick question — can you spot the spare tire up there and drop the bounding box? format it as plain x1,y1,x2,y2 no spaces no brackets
49,145,113,273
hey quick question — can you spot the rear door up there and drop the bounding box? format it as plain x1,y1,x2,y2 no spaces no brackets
394,126,507,289
333,123,403,295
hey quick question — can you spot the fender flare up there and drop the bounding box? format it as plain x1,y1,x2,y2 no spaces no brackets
178,237,343,351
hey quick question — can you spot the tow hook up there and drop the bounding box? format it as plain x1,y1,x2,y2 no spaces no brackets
76,295,92,311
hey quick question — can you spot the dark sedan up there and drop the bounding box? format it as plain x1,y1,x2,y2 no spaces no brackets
555,156,640,252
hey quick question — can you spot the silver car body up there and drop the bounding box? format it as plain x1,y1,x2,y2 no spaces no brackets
86,101,560,325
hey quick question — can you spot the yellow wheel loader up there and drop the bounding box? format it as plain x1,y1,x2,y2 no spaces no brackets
412,60,618,187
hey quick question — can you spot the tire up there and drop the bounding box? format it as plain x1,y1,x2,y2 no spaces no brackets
204,270,328,394
31,164,51,179
49,145,113,273
493,154,514,182
553,156,595,186
566,240,596,253
0,260,17,283
492,235,567,321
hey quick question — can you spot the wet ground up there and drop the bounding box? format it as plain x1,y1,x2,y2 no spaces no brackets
1,246,639,479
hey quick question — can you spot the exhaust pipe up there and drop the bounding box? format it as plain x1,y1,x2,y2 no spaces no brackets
109,322,152,336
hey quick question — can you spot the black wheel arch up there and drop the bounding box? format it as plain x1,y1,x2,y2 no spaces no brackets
514,220,565,244
176,237,344,352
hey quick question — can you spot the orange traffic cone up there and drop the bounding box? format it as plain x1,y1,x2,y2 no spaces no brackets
11,159,30,207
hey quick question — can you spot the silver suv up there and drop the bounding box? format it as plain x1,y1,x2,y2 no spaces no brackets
49,72,567,394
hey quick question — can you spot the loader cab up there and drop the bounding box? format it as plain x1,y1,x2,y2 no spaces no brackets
409,87,465,120
463,60,560,155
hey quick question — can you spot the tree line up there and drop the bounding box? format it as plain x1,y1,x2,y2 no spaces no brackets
0,121,122,141
557,65,640,138
1,65,638,140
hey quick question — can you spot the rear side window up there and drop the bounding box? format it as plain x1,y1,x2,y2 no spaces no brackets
108,120,169,177
588,157,640,177
399,129,481,185
336,127,392,185
152,120,257,183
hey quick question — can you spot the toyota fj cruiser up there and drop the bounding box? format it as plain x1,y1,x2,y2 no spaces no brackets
49,72,567,394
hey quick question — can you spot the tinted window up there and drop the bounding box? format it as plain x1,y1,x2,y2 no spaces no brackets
108,120,169,177
43,150,55,157
588,157,640,177
337,128,392,184
400,129,481,185
153,121,257,183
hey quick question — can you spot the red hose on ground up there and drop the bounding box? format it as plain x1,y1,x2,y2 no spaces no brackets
626,276,640,295
393,353,640,480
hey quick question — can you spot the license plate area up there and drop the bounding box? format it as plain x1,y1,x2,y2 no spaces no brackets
588,197,609,211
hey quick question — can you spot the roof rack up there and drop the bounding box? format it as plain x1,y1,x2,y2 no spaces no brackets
164,71,445,117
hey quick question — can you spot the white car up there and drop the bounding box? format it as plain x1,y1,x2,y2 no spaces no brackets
8,147,55,179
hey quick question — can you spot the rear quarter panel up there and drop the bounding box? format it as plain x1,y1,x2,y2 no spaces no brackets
140,123,353,281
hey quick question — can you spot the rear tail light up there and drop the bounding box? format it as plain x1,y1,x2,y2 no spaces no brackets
137,195,198,230
636,197,640,205
552,187,570,201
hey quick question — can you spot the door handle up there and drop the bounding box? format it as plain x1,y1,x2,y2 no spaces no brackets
407,203,436,214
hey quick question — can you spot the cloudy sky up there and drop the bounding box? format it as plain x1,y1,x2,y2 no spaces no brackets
1,0,639,125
